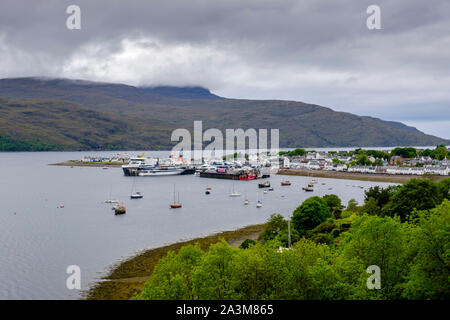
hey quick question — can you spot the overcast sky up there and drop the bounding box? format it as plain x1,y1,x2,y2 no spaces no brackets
0,0,449,138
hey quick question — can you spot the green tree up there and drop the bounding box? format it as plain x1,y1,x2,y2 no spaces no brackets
438,178,450,200
239,239,256,249
360,197,381,216
137,244,204,300
346,199,359,212
390,147,417,159
292,197,331,236
364,185,397,209
278,227,301,247
382,179,443,222
230,243,270,299
355,154,371,165
403,200,450,299
322,194,343,219
419,148,433,157
340,215,410,299
434,145,448,161
288,148,307,156
192,240,237,299
259,213,288,241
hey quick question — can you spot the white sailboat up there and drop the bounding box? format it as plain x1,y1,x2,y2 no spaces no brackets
229,182,241,197
130,178,143,199
105,186,119,203
243,191,249,205
256,192,263,208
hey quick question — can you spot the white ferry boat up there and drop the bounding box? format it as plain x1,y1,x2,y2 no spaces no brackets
122,155,194,176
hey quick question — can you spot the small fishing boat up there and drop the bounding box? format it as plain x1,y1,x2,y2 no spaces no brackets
258,180,270,188
281,180,291,186
244,199,250,205
239,173,256,180
170,185,182,209
113,204,126,215
205,190,210,195
268,187,274,191
130,192,143,199
263,189,268,194
302,186,314,192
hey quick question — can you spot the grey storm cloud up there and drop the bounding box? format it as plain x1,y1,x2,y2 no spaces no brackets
0,0,449,138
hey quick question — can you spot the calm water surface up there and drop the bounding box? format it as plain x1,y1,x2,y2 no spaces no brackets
0,151,397,299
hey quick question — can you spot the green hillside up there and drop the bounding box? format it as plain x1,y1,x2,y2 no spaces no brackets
0,77,447,151
0,97,173,151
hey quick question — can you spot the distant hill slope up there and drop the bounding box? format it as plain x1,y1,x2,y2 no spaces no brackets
0,97,173,150
0,77,447,151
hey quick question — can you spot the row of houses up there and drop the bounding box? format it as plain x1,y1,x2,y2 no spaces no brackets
282,151,449,176
80,154,130,163
347,165,449,176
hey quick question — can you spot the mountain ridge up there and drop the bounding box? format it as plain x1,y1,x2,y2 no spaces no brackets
0,77,447,151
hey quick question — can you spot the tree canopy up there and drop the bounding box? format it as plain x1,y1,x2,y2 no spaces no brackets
136,178,450,301
292,196,331,236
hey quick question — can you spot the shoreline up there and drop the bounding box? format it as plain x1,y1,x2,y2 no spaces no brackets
84,223,266,300
50,162,448,183
277,168,446,183
50,161,125,167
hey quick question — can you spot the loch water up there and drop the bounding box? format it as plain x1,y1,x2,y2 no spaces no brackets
0,151,397,299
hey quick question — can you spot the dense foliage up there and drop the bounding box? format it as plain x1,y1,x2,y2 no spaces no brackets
136,177,450,300
0,135,62,151
390,147,418,159
418,145,449,160
292,196,331,236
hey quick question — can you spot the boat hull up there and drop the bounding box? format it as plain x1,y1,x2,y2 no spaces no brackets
123,166,195,176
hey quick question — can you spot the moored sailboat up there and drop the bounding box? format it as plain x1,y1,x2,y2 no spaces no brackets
229,182,241,197
130,178,143,199
170,185,182,208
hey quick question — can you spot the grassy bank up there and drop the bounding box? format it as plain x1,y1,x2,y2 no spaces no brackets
85,223,266,300
277,168,446,184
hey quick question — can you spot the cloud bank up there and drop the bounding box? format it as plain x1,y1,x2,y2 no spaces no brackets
0,0,449,138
